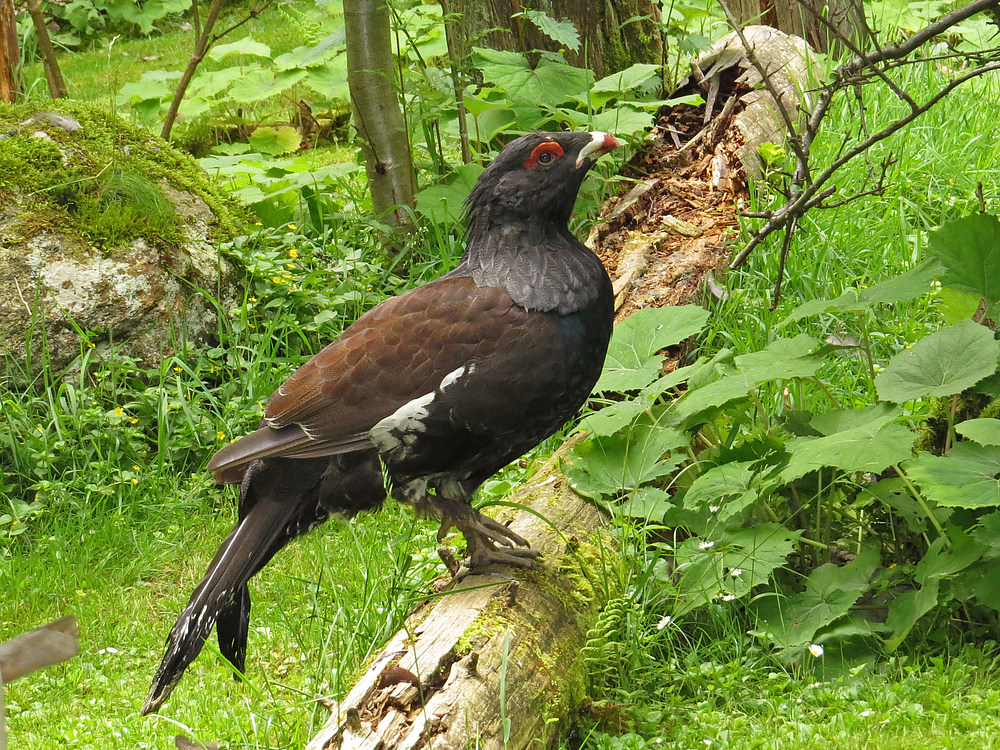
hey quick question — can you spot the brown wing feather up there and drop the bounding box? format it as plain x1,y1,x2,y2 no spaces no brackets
206,276,525,479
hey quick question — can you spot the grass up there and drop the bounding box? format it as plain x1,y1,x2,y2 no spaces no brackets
6,7,1000,749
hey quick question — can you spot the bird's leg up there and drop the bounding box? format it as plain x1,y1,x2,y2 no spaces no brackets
427,496,540,569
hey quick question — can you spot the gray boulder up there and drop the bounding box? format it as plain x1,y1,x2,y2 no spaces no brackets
0,103,246,377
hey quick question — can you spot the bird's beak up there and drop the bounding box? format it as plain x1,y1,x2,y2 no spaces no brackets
576,131,620,168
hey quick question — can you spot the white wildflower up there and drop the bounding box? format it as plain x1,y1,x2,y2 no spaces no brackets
808,643,824,658
698,540,715,550
656,615,672,630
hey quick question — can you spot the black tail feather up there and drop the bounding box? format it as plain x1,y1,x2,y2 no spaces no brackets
142,458,330,715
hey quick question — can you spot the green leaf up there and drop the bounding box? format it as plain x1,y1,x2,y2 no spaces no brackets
473,47,591,106
588,63,661,108
673,524,799,616
594,306,709,393
905,442,1000,509
249,126,302,156
875,319,999,403
673,335,821,423
753,548,880,651
956,418,1000,446
619,487,675,521
780,260,943,326
780,422,914,483
521,9,580,51
682,460,763,521
209,36,272,60
588,106,654,138
809,403,902,436
927,213,1000,313
884,580,940,651
565,415,687,499
414,163,484,224
938,287,982,325
884,528,987,649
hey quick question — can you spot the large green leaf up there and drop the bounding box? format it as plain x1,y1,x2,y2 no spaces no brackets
956,418,1000,446
594,306,709,392
673,335,821,423
780,422,914,483
753,548,879,651
672,524,799,616
588,63,661,109
927,213,1000,313
683,460,764,521
414,163,484,224
209,36,272,60
565,416,687,499
874,319,998,403
905,442,1000,509
473,47,591,106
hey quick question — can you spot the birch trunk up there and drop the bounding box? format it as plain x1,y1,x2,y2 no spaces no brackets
345,0,415,234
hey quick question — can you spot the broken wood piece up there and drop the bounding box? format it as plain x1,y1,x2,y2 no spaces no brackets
305,472,616,750
0,615,78,683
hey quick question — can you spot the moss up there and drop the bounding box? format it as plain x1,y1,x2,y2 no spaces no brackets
0,100,248,251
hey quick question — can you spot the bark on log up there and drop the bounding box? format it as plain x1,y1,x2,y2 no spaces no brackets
306,458,618,750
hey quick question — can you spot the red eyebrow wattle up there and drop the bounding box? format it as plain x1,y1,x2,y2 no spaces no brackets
524,141,565,168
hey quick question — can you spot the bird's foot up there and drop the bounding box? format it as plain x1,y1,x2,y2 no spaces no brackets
429,498,540,570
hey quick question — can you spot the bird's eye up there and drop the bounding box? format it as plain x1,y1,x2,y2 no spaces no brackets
524,141,565,169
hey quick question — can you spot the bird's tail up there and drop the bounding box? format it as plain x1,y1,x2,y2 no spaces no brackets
142,462,313,715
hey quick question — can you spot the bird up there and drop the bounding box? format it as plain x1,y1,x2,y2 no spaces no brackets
142,130,619,715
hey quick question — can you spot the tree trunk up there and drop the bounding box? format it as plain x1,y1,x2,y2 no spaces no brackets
305,450,618,750
723,0,870,55
26,0,67,98
161,0,226,141
441,0,662,81
345,0,416,234
0,0,21,103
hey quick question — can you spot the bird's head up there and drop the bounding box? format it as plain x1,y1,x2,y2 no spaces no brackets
464,131,619,231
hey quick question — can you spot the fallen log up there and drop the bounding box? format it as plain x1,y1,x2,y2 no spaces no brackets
305,453,619,750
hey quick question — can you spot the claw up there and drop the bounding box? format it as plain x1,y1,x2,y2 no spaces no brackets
427,497,539,570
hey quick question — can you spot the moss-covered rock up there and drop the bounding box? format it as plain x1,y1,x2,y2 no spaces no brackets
0,101,249,377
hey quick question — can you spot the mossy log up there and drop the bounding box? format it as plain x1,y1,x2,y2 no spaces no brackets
305,462,618,750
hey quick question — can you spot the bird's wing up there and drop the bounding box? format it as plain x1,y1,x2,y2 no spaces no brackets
207,275,526,478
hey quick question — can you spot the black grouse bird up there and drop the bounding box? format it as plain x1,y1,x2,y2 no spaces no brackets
142,130,618,714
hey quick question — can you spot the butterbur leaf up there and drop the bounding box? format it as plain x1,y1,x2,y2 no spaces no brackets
956,418,1000,446
780,422,914,484
672,524,799,616
595,306,709,392
927,213,1000,312
875,319,998,403
753,548,880,651
809,403,902,436
414,164,484,224
620,487,675,521
209,36,272,60
249,126,302,156
565,417,687,499
683,460,764,521
905,442,1000,509
673,335,821,423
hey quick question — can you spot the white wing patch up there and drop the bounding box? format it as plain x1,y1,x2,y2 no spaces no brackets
369,365,473,454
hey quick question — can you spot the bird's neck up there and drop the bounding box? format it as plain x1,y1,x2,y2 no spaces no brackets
453,216,609,315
